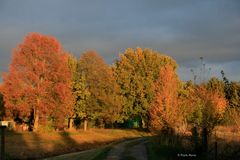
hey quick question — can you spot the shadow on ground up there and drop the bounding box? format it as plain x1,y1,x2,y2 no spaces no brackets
3,129,148,160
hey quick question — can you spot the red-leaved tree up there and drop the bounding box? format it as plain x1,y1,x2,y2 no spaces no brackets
0,33,73,131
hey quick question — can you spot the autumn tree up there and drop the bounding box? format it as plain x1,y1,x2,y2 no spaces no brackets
225,81,240,128
221,70,240,127
221,70,240,109
206,77,225,94
221,70,231,102
149,64,181,132
189,85,227,152
72,60,90,131
114,47,177,127
177,80,196,133
188,85,227,131
0,33,74,131
228,81,240,108
79,51,122,130
68,54,89,129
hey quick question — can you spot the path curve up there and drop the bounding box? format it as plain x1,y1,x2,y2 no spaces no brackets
106,137,148,160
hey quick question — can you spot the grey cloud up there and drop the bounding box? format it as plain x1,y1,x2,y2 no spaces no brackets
0,0,240,81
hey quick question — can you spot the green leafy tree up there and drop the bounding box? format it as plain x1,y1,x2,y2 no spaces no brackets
228,81,240,108
206,77,225,93
73,64,90,131
178,80,196,133
67,54,93,131
114,47,177,127
79,51,122,129
221,70,240,125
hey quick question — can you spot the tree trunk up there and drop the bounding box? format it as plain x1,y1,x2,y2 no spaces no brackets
33,98,40,132
84,119,88,131
141,118,146,129
33,109,39,132
68,118,73,130
10,120,16,131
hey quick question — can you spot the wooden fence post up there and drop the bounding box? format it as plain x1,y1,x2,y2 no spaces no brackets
0,121,8,160
0,126,6,160
215,141,218,160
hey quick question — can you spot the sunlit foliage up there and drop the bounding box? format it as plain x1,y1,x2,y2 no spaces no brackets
0,33,74,131
79,51,122,129
188,85,227,131
0,33,235,134
114,47,177,127
149,64,181,132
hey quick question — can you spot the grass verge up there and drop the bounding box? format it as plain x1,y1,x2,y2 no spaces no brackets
145,134,192,160
5,129,151,160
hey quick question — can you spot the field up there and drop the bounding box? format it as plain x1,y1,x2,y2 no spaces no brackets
2,126,240,160
3,129,151,160
145,126,240,160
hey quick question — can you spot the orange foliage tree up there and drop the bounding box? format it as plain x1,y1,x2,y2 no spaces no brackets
149,64,181,132
195,86,227,130
187,85,227,152
0,33,73,131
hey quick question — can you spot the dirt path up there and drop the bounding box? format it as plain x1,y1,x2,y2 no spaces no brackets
106,137,148,160
127,141,148,160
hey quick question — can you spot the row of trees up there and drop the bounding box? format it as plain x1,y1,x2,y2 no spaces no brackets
0,33,239,134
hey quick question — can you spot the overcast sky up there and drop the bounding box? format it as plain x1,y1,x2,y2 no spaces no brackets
0,0,240,82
